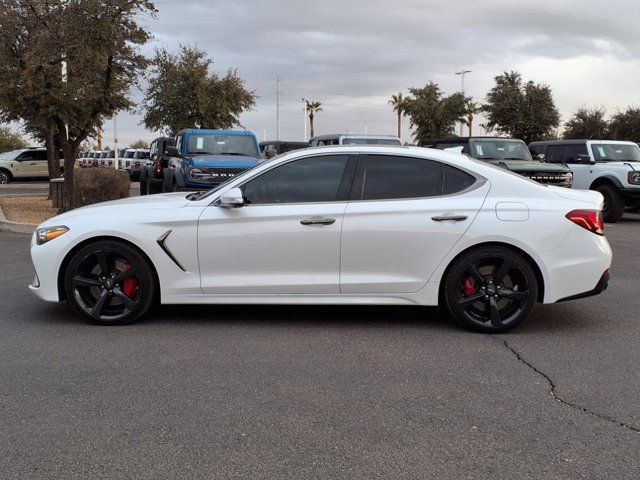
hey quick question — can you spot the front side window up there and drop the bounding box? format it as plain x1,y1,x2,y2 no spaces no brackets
358,155,475,200
242,155,349,204
591,143,640,162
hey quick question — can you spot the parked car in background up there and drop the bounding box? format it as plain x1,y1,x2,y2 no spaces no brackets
260,141,308,158
162,129,261,192
119,148,149,180
0,148,50,183
423,137,573,188
30,145,611,333
140,137,175,195
309,134,402,146
529,139,640,222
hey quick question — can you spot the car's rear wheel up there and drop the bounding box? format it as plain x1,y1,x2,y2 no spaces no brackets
595,184,624,223
147,178,162,195
64,240,156,325
443,246,538,333
0,169,12,184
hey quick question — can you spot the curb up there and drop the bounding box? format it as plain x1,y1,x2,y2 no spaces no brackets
0,203,37,234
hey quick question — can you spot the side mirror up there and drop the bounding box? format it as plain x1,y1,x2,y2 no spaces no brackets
535,153,545,162
265,147,277,159
166,146,181,157
578,154,595,165
218,187,245,208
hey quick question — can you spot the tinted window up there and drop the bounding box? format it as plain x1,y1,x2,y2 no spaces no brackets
32,150,48,160
442,166,475,194
563,145,588,163
242,155,349,204
544,145,565,163
361,156,441,200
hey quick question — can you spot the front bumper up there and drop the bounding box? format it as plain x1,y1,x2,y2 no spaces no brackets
619,188,640,201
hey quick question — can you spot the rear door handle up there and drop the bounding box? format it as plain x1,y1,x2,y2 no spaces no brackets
300,217,336,226
431,215,468,222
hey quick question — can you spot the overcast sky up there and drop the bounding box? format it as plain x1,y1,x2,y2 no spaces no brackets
99,0,640,147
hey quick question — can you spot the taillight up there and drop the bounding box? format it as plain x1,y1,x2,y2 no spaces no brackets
566,210,604,236
135,161,140,169
126,160,130,167
154,161,162,174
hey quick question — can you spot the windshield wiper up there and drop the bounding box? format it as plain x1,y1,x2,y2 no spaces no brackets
219,152,249,156
188,151,213,155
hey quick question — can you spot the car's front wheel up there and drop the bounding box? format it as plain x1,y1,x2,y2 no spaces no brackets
64,240,156,325
442,246,538,333
595,184,625,223
0,169,12,184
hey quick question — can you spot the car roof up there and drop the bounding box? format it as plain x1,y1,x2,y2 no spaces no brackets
177,129,254,137
310,134,400,140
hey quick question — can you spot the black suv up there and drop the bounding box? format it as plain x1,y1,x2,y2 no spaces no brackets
422,137,573,187
139,137,175,195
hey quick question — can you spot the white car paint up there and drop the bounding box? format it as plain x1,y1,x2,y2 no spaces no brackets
29,146,611,311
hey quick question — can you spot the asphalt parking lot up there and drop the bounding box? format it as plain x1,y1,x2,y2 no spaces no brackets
1,213,640,479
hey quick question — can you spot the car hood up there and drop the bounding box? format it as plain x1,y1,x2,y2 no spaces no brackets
547,186,604,209
484,159,569,173
38,193,192,228
187,155,259,168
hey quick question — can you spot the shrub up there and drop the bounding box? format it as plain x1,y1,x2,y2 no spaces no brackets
73,169,130,208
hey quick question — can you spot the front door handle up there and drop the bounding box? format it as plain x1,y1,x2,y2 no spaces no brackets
300,217,336,226
431,215,468,222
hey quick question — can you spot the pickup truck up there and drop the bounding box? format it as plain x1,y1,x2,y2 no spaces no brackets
159,129,261,192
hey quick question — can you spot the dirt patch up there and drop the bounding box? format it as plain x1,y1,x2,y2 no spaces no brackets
0,196,58,225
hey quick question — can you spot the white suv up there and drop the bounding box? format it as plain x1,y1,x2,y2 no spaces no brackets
529,140,640,222
0,148,49,183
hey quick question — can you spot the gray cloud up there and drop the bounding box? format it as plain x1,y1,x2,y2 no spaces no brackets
102,0,640,146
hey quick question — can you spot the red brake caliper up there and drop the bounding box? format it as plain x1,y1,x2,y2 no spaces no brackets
122,263,137,298
463,277,477,297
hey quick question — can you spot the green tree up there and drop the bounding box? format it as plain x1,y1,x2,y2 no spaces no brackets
143,45,256,136
130,139,150,149
388,92,409,139
464,99,481,137
0,126,28,152
0,0,155,209
403,82,466,141
563,107,609,139
304,100,323,138
608,107,640,142
483,71,560,144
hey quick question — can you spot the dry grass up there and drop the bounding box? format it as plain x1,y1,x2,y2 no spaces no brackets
0,196,58,225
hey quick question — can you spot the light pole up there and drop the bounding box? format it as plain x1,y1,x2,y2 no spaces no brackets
301,98,307,142
113,115,119,170
455,70,471,137
276,76,282,141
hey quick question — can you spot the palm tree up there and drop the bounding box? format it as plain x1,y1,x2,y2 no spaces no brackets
464,99,481,137
388,92,408,139
305,100,323,138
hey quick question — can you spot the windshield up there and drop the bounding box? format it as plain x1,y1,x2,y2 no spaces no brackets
0,150,21,160
187,134,259,157
341,137,402,145
469,139,533,161
591,143,640,162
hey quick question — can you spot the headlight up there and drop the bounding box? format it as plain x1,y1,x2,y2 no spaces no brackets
628,171,640,185
36,226,69,245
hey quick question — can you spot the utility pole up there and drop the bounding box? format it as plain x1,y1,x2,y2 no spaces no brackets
276,76,282,141
113,115,119,170
455,70,471,137
301,98,307,142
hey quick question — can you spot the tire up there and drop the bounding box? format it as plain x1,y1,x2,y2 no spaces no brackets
0,169,12,184
139,168,148,196
595,184,625,223
162,170,174,193
64,240,157,325
147,178,162,195
442,246,538,333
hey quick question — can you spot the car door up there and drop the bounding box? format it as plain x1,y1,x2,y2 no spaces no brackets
13,151,39,177
340,154,489,294
198,153,356,294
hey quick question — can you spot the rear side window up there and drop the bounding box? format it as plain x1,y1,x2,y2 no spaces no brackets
242,155,349,204
359,155,475,200
563,145,588,163
544,145,565,163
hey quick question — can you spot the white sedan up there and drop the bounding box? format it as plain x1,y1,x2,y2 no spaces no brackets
29,146,612,332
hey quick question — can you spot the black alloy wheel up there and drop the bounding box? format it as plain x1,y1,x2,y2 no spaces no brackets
444,246,538,333
64,240,156,325
0,170,11,184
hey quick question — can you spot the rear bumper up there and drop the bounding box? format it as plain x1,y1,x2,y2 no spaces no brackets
556,270,609,302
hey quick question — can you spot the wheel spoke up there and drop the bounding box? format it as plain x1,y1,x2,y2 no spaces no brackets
113,287,136,310
96,251,110,276
489,297,502,326
72,276,102,288
494,258,514,284
115,268,136,282
500,289,529,302
458,292,486,306
467,263,485,285
90,289,110,319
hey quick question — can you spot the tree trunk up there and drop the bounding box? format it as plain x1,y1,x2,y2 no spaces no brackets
397,111,402,139
468,116,473,137
58,123,77,212
309,113,315,138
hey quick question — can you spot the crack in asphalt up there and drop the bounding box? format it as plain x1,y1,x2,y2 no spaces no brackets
493,335,640,434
